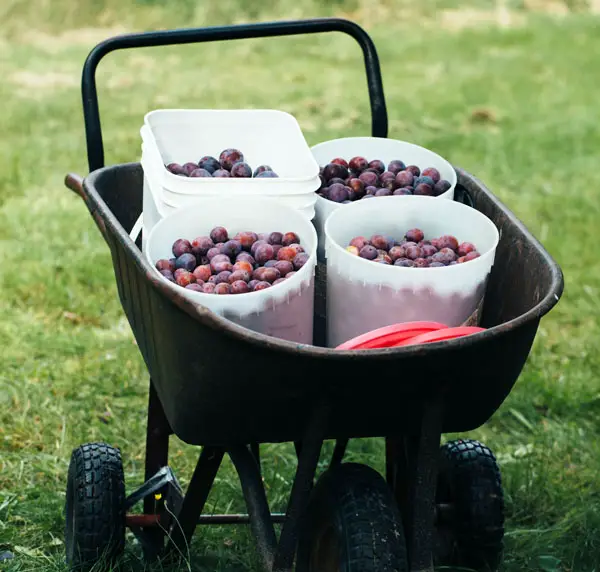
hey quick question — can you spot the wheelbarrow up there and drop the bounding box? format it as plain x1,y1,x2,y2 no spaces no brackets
62,18,564,572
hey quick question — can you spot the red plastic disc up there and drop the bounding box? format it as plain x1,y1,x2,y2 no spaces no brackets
395,326,486,347
336,321,449,350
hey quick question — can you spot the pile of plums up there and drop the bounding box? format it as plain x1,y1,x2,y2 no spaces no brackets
317,156,452,203
346,228,481,268
165,148,278,179
155,226,308,294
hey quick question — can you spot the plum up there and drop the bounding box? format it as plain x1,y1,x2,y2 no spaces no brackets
437,235,459,251
429,261,445,267
210,257,233,274
348,178,365,198
328,183,349,203
254,281,271,291
331,157,349,168
349,156,368,173
413,258,430,268
365,185,378,195
166,163,186,175
212,169,231,178
191,236,214,258
346,245,360,256
248,279,260,291
464,251,481,261
395,170,414,188
323,163,349,181
265,232,282,246
198,156,221,174
406,165,421,177
172,238,192,258
375,188,392,196
293,252,309,270
230,162,252,178
457,242,476,257
389,246,406,261
155,259,175,272
350,236,369,250
230,280,250,294
358,171,379,187
203,283,217,293
174,268,194,287
219,149,244,171
220,240,242,259
193,265,212,283
405,228,424,243
432,248,457,265
256,170,278,178
253,165,273,177
370,235,389,250
182,162,198,176
422,167,441,183
413,176,435,188
190,168,212,178
277,246,297,263
236,231,258,251
207,247,223,261
368,159,386,174
433,179,452,196
210,226,228,244
175,253,197,271
405,245,423,260
328,177,346,186
215,282,232,295
214,270,232,284
272,278,286,286
380,171,396,184
274,260,294,276
272,245,283,257
421,244,438,258
250,240,267,257
185,283,204,292
359,245,378,260
256,267,281,283
393,188,413,195
282,232,300,246
387,160,406,174
254,243,275,264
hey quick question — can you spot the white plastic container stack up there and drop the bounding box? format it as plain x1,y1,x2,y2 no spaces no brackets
324,196,499,348
311,137,458,260
139,109,321,238
146,197,318,344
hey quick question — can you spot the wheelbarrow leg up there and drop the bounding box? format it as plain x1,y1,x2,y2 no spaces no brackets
387,399,443,572
142,380,172,557
166,446,224,557
273,404,328,572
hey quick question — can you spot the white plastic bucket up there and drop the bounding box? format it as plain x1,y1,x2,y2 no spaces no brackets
146,197,317,344
323,196,499,348
141,109,321,195
311,137,458,260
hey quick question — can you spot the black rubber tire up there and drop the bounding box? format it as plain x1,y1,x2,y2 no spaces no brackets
435,439,504,572
65,442,126,571
297,463,408,572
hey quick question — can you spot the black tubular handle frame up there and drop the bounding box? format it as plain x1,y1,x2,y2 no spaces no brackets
81,18,388,173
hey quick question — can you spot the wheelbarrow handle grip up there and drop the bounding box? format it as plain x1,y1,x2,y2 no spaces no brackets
81,18,388,172
65,172,85,200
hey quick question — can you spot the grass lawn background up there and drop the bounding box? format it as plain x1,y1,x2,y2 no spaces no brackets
1,0,599,570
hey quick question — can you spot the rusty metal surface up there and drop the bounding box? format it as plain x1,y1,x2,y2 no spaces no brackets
72,163,563,446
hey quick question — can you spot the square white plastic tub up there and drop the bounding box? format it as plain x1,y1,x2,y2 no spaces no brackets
145,196,318,344
141,109,321,198
310,137,458,260
323,196,499,348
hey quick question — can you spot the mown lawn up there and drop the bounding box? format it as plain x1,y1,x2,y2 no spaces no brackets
1,1,599,570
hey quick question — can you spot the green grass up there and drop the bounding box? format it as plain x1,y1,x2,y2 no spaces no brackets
1,0,600,570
